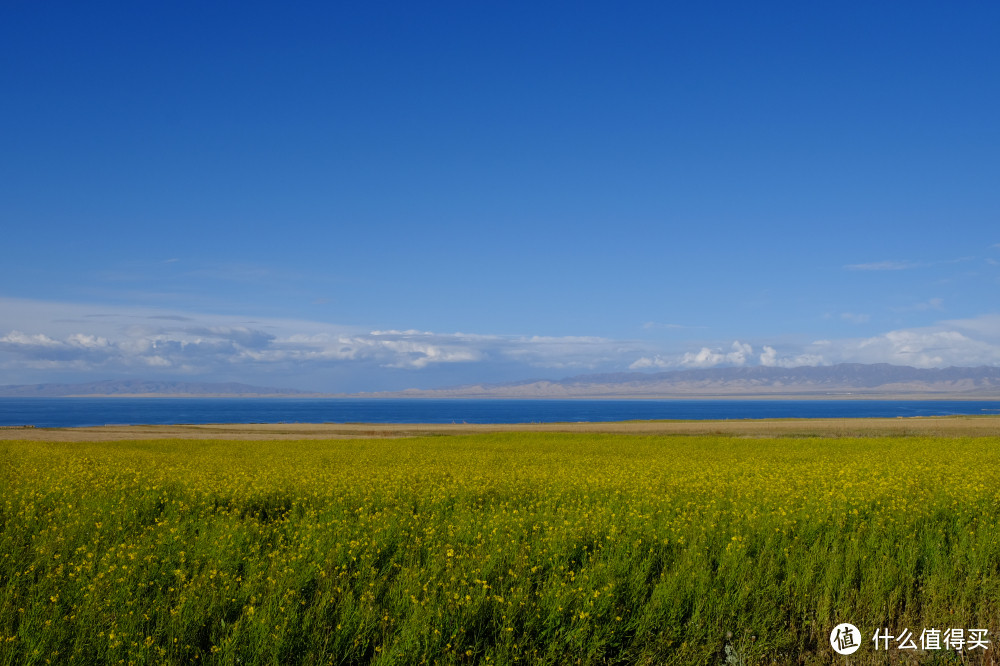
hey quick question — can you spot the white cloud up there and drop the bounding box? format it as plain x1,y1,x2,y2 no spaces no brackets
840,312,870,324
632,343,827,371
629,355,672,370
680,341,753,368
759,345,778,367
0,298,649,383
0,325,484,373
3,297,1000,390
66,333,112,349
680,316,1000,371
849,329,999,367
1,331,61,348
758,346,826,368
777,317,1000,368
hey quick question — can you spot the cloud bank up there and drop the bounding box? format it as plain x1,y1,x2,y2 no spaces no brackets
0,298,650,389
2,298,999,390
629,318,1000,372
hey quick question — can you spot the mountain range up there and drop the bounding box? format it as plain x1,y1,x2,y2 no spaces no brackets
0,379,316,397
367,363,1000,398
2,364,1000,398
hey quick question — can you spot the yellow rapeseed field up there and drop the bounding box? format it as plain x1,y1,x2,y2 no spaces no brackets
1,433,998,664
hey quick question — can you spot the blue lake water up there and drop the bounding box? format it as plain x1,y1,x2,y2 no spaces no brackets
1,397,999,428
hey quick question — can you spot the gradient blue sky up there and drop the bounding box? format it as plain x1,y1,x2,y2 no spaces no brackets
2,1,999,391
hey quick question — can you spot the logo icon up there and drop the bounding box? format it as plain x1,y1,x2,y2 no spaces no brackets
831,623,861,655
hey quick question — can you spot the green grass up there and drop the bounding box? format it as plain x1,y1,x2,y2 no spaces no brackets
1,433,999,664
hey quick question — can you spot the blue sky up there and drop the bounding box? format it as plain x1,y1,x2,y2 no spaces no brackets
2,1,999,391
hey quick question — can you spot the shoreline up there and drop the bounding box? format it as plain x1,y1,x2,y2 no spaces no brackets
3,414,1000,441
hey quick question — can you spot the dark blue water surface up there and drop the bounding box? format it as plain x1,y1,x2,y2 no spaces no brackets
1,398,999,428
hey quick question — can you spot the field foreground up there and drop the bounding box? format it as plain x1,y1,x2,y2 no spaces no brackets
2,419,999,664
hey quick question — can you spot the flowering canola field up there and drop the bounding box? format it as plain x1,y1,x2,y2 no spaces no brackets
1,433,999,665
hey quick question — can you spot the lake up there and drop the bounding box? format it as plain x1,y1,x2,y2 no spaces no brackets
1,397,999,428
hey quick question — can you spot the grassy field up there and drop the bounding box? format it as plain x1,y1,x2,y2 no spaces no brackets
2,425,999,664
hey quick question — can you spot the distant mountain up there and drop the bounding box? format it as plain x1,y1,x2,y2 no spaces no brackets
0,379,317,397
363,363,1000,398
5,364,1000,398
